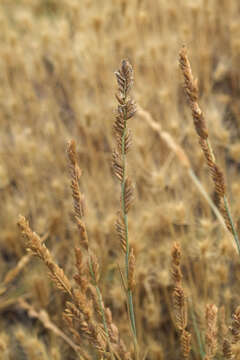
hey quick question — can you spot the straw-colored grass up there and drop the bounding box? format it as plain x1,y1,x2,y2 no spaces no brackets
1,1,240,359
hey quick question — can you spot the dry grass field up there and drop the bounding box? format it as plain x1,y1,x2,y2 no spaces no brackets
1,0,240,359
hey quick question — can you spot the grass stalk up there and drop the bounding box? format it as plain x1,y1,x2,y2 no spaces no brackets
179,46,240,255
205,138,240,255
121,68,137,343
188,169,226,230
138,107,227,232
121,87,138,356
223,196,240,255
113,59,138,357
120,109,136,330
88,258,109,340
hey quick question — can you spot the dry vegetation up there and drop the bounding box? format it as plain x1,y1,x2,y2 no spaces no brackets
1,0,240,359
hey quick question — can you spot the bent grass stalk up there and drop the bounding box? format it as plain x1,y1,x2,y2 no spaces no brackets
18,299,82,359
138,107,227,231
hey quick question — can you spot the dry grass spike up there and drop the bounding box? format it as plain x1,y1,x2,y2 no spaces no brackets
171,242,191,359
113,59,138,354
179,46,240,254
18,215,72,296
204,304,218,360
67,139,88,250
231,306,240,344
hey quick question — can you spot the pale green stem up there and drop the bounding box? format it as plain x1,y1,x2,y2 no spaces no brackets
189,301,205,359
188,169,226,230
128,290,137,337
224,196,240,255
120,89,138,351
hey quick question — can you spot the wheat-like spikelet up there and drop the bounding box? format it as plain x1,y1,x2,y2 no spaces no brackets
63,301,106,354
105,308,119,344
105,307,131,360
219,307,228,344
204,304,218,360
231,306,240,344
171,242,191,359
181,330,192,360
113,59,138,353
173,286,188,331
17,215,109,356
179,46,240,254
115,214,127,253
74,247,88,292
179,48,208,140
18,215,72,296
113,60,136,255
67,140,88,250
222,306,240,360
223,339,234,360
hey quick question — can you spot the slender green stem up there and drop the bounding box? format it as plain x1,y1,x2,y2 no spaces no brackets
120,90,138,349
121,128,129,273
224,196,240,255
188,169,226,230
128,290,137,336
206,139,215,163
189,301,205,360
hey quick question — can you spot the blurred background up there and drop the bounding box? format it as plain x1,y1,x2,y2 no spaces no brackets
1,0,240,359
